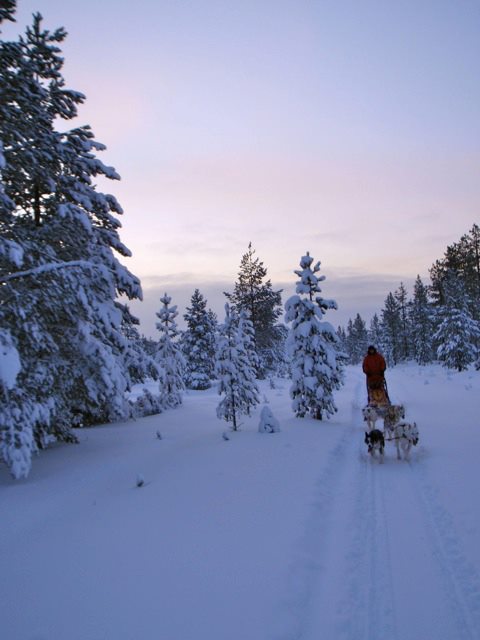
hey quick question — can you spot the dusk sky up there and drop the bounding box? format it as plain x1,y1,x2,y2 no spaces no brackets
5,1,480,333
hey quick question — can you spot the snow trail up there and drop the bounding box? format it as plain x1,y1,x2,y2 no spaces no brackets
2,365,480,640
274,366,480,640
408,460,480,639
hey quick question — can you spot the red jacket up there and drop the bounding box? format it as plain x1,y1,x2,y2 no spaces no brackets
362,352,386,378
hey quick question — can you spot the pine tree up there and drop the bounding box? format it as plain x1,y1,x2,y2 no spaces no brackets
156,294,185,408
336,326,347,355
285,252,344,420
394,283,411,360
433,273,480,371
238,308,260,380
381,292,402,365
215,305,259,430
225,242,283,376
0,1,15,23
121,309,160,386
346,313,368,364
181,289,217,390
0,10,141,478
368,313,384,353
409,275,433,365
430,224,480,317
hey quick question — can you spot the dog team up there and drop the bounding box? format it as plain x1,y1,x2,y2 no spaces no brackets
363,403,419,462
362,345,419,463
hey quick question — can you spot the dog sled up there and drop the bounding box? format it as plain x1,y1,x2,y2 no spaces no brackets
366,376,390,412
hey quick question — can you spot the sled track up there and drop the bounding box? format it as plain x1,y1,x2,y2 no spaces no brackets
408,459,480,640
334,422,398,640
273,377,399,640
336,376,398,640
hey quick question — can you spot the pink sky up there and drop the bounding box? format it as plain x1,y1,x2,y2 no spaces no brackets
6,1,480,333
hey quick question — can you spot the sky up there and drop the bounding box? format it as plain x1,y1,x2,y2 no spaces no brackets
4,0,480,334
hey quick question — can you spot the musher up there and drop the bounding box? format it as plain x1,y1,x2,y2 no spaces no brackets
362,345,387,403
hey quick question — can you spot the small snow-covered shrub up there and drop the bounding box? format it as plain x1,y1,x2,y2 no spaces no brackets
258,405,280,433
130,389,163,418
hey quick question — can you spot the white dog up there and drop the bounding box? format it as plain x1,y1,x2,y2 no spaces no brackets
362,405,380,431
393,421,419,461
383,404,405,438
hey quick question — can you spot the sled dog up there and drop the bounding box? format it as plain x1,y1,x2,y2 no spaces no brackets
383,404,405,438
362,405,380,431
364,429,385,462
393,421,419,461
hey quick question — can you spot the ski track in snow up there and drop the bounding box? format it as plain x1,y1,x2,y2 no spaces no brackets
272,421,354,640
274,370,480,640
393,374,480,640
406,461,480,640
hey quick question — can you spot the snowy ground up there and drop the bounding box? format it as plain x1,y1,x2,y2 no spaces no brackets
2,364,480,640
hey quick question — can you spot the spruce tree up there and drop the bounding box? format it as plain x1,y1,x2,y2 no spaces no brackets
225,242,283,376
156,294,185,408
409,275,433,365
181,289,217,390
430,224,480,317
433,274,480,371
336,326,348,356
121,310,160,386
215,305,259,430
346,313,368,364
368,313,384,354
285,252,344,420
394,282,411,360
381,292,402,365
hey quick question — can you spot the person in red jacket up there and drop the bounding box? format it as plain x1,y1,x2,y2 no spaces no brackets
362,345,386,391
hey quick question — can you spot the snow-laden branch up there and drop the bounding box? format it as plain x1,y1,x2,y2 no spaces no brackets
0,260,95,283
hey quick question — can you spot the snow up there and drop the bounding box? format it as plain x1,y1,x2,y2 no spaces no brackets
0,331,21,389
2,364,480,639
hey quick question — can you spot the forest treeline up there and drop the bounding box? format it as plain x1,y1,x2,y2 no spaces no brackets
338,224,480,371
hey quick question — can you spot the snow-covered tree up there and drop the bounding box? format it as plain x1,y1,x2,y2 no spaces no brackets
381,292,402,365
409,275,434,365
225,242,283,376
433,274,480,371
368,313,384,354
430,224,480,316
345,313,368,364
121,309,159,385
156,294,185,408
394,282,411,360
181,289,217,390
238,308,260,383
0,10,142,478
215,305,259,430
285,252,345,421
